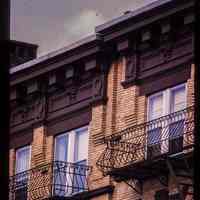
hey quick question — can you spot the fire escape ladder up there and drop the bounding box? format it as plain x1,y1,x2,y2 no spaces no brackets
166,157,193,200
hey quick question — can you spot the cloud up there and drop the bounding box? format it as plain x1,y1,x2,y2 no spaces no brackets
11,0,158,56
65,9,105,38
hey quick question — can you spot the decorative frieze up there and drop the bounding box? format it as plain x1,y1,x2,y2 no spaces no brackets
49,74,56,86
27,81,39,94
161,23,171,34
48,84,86,113
10,61,107,134
161,42,174,62
117,40,129,52
10,94,46,127
65,67,74,78
85,59,96,71
48,70,65,89
121,19,193,87
141,30,151,42
125,53,137,81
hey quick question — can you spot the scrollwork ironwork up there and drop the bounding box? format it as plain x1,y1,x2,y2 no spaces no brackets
9,161,91,200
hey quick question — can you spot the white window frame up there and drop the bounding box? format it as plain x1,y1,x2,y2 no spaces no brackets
146,83,187,157
74,126,89,164
53,125,89,196
170,83,187,113
147,83,187,119
54,125,89,163
147,91,168,157
54,133,69,162
15,145,31,174
147,91,164,121
15,145,31,194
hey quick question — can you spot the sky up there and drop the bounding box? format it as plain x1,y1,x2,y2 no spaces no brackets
11,0,157,56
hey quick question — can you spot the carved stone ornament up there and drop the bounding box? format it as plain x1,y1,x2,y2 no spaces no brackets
69,86,78,103
92,75,105,101
10,95,46,127
161,43,173,62
125,54,137,80
34,95,46,121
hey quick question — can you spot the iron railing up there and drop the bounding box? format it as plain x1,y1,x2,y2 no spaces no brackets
9,161,91,200
97,106,194,174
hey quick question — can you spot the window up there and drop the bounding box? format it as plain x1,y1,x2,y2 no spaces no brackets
147,83,186,158
53,126,89,196
15,145,31,200
16,146,31,173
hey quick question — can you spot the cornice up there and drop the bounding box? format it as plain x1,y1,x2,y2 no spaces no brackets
95,0,194,41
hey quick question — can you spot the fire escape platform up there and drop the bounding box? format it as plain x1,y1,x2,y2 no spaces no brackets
107,151,193,181
97,106,194,184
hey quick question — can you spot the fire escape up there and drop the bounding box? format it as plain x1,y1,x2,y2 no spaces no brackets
9,161,91,200
97,106,194,199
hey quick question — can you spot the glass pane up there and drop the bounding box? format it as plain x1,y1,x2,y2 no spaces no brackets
15,146,30,195
55,134,68,162
54,134,68,196
171,85,186,112
75,127,88,162
73,160,87,194
53,162,68,196
147,128,162,145
169,120,184,139
147,128,162,159
149,94,163,120
16,146,30,173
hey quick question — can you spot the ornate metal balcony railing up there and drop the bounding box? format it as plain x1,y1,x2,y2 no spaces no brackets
9,161,91,200
97,106,194,175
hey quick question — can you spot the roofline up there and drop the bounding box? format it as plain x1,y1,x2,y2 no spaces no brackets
10,34,98,75
10,0,193,76
95,0,178,33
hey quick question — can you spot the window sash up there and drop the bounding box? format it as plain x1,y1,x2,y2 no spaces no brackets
15,146,31,174
148,83,186,119
74,126,88,163
54,126,88,163
54,134,68,162
170,84,186,113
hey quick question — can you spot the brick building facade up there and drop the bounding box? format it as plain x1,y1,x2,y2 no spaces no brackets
9,0,194,200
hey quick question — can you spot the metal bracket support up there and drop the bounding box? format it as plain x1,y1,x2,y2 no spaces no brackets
166,158,185,200
124,179,143,196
